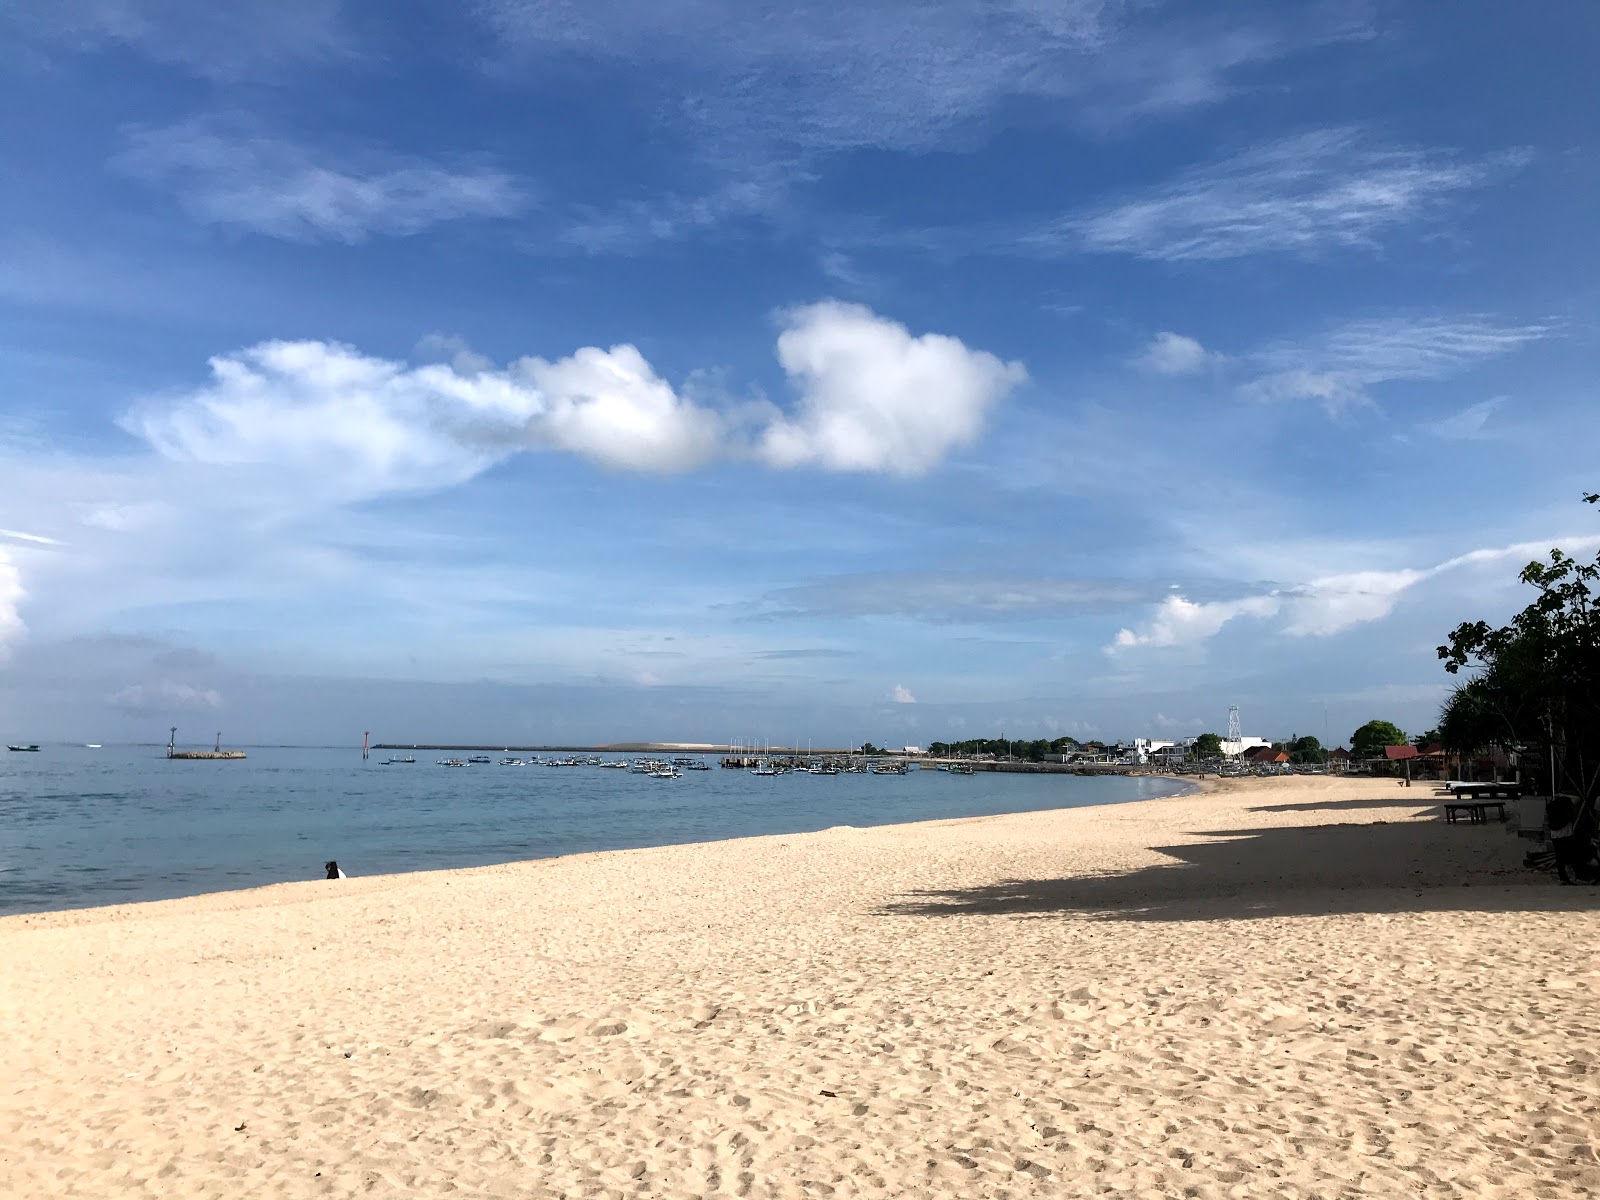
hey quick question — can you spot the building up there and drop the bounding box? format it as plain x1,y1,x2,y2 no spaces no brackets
1243,746,1290,765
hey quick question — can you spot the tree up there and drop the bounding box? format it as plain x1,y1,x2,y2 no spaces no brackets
1411,728,1441,748
1288,735,1325,765
1438,491,1600,803
1351,720,1407,759
1192,732,1223,759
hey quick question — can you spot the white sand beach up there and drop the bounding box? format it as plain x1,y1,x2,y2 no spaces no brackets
2,775,1597,1198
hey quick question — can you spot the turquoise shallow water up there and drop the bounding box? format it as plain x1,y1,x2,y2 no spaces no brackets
0,745,1188,915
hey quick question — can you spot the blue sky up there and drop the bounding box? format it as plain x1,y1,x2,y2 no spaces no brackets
2,1,1597,748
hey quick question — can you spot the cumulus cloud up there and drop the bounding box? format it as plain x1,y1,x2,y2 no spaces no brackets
760,302,1026,476
109,680,223,714
1135,332,1213,375
1111,593,1280,651
519,345,722,472
115,117,524,243
892,684,917,704
123,340,536,498
122,303,1015,495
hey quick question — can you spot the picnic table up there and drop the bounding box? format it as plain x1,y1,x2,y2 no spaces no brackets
1443,798,1509,824
1439,781,1519,824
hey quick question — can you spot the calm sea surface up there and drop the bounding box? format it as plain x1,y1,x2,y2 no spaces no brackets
0,745,1189,915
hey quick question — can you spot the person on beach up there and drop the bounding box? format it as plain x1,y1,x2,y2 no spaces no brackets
1546,796,1595,885
325,861,347,879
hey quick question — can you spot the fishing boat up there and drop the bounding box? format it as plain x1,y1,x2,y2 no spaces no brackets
949,761,976,775
466,755,492,764
85,743,102,749
6,744,40,752
437,757,467,767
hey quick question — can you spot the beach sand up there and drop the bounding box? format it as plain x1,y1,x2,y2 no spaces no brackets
3,775,1597,1198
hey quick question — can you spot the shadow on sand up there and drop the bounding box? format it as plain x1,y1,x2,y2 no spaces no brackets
1246,797,1445,815
880,818,1600,924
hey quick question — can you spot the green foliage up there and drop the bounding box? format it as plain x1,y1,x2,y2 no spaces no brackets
1351,720,1407,759
1192,732,1223,758
1288,735,1325,764
1437,491,1600,801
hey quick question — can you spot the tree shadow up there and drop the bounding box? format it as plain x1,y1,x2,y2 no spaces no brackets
1246,797,1447,814
881,820,1600,924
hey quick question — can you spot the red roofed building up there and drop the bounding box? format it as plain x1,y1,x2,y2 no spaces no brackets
1244,746,1290,765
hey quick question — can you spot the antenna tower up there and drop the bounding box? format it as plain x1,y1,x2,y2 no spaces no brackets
1226,705,1241,741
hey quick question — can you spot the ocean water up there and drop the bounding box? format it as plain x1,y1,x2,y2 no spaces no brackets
0,745,1188,916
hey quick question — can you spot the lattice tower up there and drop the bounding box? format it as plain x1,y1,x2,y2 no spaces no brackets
1227,705,1241,741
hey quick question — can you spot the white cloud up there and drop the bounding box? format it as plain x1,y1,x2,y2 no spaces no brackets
1111,593,1280,651
1242,315,1550,415
123,340,533,498
115,118,525,243
760,301,1026,476
122,303,1014,492
1278,569,1426,637
1049,128,1509,262
1111,533,1600,652
0,528,62,546
109,680,223,714
7,0,351,80
0,549,23,659
517,345,723,473
892,684,917,704
1420,396,1508,440
1135,331,1213,375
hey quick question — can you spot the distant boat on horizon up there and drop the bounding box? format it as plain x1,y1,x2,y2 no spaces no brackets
7,744,40,752
85,743,102,749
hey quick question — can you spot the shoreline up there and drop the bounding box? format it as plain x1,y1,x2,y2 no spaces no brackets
5,775,1596,1198
1,771,1196,922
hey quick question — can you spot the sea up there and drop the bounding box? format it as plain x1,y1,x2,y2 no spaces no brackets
0,745,1189,916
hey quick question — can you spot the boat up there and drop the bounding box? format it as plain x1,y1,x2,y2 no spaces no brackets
685,760,711,771
85,744,102,749
382,756,415,765
437,757,467,767
600,760,629,769
466,755,492,764
949,761,976,775
6,744,40,752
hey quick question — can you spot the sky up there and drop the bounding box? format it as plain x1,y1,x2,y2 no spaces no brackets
2,1,1598,749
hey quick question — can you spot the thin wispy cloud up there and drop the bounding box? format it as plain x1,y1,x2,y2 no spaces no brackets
0,549,22,659
891,684,917,704
481,2,1366,249
758,571,1147,623
7,0,352,80
1134,332,1216,376
115,118,526,243
1241,315,1550,414
1042,128,1511,262
1419,396,1509,440
109,680,223,715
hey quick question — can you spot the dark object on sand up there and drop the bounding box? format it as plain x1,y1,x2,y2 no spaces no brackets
325,861,347,879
